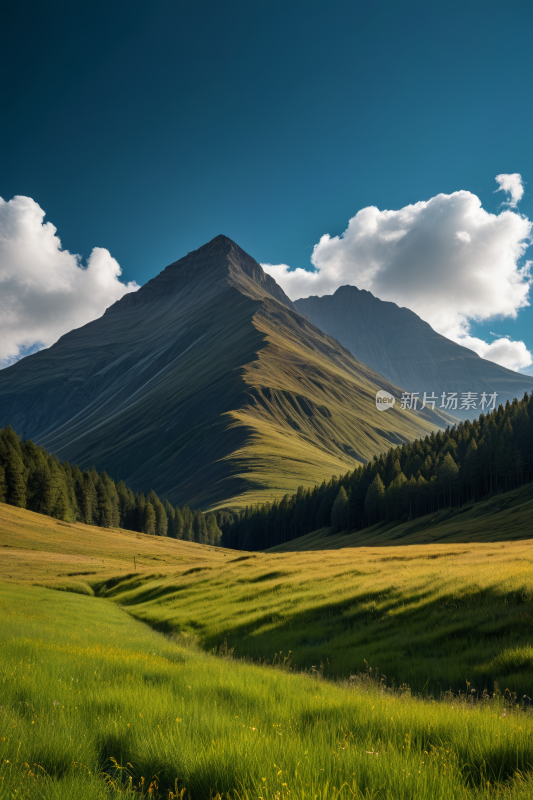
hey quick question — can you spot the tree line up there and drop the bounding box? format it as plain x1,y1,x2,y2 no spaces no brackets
221,393,533,550
0,426,222,545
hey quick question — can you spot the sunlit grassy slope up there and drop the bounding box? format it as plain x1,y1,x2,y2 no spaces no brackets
3,582,533,800
218,299,451,507
3,498,533,700
0,503,229,586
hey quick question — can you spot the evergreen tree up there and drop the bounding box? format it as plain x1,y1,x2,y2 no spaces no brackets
384,472,407,521
181,505,193,541
0,464,6,503
163,499,175,534
51,473,72,521
96,480,114,527
147,490,168,536
206,512,222,545
142,501,156,535
80,471,98,525
116,480,134,528
26,452,53,514
172,505,184,539
99,472,120,527
364,474,385,522
193,509,208,544
330,486,349,533
5,445,26,508
154,500,168,536
437,452,459,506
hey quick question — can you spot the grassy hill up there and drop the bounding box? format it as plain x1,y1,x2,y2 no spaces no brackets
2,504,533,798
0,502,229,587
2,498,533,697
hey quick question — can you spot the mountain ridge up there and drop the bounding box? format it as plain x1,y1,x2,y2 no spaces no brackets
0,237,448,509
295,285,533,419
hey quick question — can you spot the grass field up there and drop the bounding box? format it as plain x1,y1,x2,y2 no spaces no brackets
1,501,533,798
2,581,533,800
0,503,228,587
99,540,533,698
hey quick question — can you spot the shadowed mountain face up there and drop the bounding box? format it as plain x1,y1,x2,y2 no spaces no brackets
0,237,448,509
295,287,533,421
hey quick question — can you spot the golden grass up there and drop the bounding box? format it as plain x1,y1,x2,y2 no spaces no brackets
3,493,533,696
0,504,229,585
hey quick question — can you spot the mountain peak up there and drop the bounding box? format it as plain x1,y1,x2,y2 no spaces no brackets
107,236,296,314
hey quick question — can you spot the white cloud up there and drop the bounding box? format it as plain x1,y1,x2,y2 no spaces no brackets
263,178,533,372
458,335,532,371
0,195,139,367
495,173,524,208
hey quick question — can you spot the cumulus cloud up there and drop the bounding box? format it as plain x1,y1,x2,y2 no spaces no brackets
0,195,139,367
263,178,533,372
495,173,524,208
457,335,532,371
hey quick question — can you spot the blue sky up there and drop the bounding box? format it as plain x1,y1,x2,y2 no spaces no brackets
1,0,532,370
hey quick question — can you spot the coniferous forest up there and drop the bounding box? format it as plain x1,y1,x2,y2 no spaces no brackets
0,426,222,546
221,393,533,550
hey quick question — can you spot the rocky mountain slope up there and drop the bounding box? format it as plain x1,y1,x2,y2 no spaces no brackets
295,286,533,420
0,237,448,508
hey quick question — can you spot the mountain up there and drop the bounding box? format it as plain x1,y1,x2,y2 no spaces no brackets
295,286,533,420
0,237,449,509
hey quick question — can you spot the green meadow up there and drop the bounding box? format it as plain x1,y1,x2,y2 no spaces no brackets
1,502,533,798
2,582,533,800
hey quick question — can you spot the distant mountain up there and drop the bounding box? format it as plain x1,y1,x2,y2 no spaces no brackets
0,237,448,509
295,286,533,420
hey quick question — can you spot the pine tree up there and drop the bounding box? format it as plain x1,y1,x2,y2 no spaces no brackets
163,499,175,530
99,472,120,527
181,505,193,541
330,486,349,534
51,472,72,521
0,464,6,503
206,512,222,545
147,490,168,536
364,474,385,523
384,472,407,521
154,500,168,536
193,509,208,544
116,480,134,528
172,505,184,539
96,480,114,527
81,471,98,525
5,445,27,508
134,494,146,532
437,452,459,506
26,452,53,514
142,501,156,535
